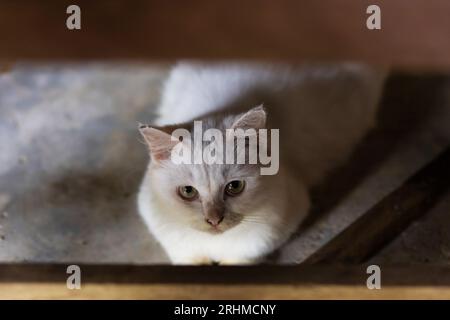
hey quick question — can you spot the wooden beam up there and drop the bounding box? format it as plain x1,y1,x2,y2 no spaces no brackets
0,0,450,69
1,264,450,299
2,264,450,286
304,147,450,264
3,283,450,299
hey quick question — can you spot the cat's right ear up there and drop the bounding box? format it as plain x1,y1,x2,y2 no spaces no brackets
139,125,178,163
231,105,267,130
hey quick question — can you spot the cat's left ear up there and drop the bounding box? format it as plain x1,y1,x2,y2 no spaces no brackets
231,105,267,130
139,125,178,163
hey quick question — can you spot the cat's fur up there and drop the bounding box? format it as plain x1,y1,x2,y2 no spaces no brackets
138,62,386,264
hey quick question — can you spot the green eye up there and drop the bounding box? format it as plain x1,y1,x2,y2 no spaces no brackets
178,186,199,201
225,180,246,196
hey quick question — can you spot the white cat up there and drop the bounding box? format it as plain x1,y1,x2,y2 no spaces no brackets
138,62,386,264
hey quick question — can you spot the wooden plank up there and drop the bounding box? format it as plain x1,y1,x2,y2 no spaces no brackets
304,147,450,264
1,264,450,286
0,0,450,69
0,264,381,285
1,264,450,299
3,283,450,299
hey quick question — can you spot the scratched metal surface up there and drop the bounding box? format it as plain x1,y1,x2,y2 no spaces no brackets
0,64,449,264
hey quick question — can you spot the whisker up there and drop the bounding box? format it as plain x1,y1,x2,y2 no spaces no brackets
242,216,267,222
241,219,267,225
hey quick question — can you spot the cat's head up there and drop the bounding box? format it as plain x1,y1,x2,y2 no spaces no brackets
139,106,275,234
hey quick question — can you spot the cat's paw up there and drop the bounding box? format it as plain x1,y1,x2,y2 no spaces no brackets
172,256,214,265
191,256,214,265
218,258,257,265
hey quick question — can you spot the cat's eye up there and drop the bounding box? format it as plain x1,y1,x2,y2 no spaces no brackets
225,180,246,196
178,186,199,201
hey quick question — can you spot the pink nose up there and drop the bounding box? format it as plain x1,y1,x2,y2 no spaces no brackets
206,216,224,226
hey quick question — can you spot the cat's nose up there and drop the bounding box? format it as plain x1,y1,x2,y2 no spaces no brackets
203,201,225,227
206,216,224,226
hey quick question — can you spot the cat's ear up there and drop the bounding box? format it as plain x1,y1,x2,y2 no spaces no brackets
231,105,267,130
139,125,178,162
